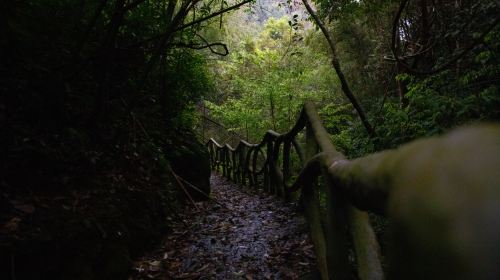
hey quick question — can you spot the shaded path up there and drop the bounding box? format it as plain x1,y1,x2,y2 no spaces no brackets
131,173,317,279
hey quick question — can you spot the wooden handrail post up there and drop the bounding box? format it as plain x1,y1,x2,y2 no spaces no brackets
238,147,245,185
218,148,221,174
304,121,329,280
220,148,224,176
272,139,283,197
213,144,218,170
230,149,233,179
271,140,279,195
264,141,272,193
226,149,230,179
230,149,235,180
235,149,240,183
215,146,220,171
210,144,216,169
244,147,251,185
268,140,275,195
236,149,241,183
231,149,236,182
347,206,384,280
243,146,253,185
235,150,239,183
252,147,259,186
223,148,228,178
207,143,212,169
323,170,350,279
282,140,291,201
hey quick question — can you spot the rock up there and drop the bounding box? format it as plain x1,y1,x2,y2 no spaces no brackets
167,129,211,201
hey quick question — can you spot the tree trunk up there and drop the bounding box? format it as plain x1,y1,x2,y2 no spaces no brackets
301,0,376,138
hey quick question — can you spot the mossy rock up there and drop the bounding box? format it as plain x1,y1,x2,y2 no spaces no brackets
167,130,211,200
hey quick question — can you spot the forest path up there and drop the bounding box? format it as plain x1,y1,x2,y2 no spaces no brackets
131,173,317,279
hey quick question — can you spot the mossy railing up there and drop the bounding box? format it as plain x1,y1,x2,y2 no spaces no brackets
205,101,500,280
207,102,383,280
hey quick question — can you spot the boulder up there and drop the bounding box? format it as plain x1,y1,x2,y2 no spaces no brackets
167,129,211,201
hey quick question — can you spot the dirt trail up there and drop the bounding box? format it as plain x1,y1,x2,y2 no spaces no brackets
131,173,317,279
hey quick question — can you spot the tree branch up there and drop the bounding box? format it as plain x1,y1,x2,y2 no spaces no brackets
391,0,500,75
173,34,229,56
126,0,253,114
175,0,254,31
125,0,253,49
301,0,376,138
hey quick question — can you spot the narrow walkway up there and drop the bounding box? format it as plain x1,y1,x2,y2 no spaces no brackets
131,173,317,279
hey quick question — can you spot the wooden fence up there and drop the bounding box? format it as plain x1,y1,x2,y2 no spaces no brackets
206,101,500,280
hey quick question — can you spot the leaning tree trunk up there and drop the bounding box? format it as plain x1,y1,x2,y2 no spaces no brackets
301,0,376,138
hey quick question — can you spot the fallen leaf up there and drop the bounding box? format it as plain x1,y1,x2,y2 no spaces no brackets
148,260,162,272
2,217,22,233
14,204,35,214
196,264,209,273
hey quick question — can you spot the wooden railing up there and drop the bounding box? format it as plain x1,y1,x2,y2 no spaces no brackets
205,101,500,280
207,102,383,280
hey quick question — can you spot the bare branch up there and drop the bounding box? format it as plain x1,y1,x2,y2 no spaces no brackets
301,0,376,138
125,0,253,49
172,34,229,56
175,0,254,31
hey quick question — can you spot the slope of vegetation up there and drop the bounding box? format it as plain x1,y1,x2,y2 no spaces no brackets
0,0,224,279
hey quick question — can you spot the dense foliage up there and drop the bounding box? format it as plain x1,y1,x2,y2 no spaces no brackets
206,0,500,157
205,15,338,141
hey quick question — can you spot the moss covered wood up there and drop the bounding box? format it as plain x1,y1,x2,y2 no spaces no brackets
206,102,500,280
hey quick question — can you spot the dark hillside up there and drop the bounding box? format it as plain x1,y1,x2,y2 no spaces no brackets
0,0,212,279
